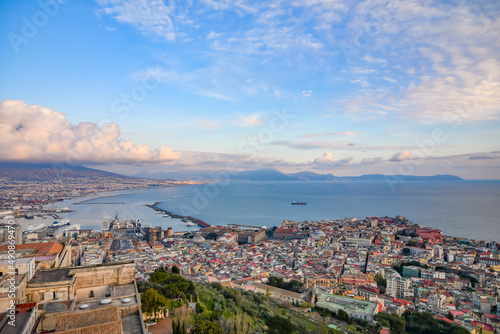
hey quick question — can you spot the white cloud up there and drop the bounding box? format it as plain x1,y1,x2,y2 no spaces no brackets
313,152,353,166
96,0,176,41
236,113,263,127
390,150,413,162
382,76,397,84
340,0,500,122
132,66,274,101
0,100,181,164
360,157,383,165
201,112,264,130
298,131,359,139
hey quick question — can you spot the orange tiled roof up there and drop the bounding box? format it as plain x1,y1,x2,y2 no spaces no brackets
0,242,64,254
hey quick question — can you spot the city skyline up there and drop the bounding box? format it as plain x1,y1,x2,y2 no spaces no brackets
1,0,500,179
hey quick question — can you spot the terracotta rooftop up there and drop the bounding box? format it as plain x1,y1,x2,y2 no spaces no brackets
0,242,64,255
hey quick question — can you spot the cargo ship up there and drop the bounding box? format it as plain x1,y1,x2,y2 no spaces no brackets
291,201,307,205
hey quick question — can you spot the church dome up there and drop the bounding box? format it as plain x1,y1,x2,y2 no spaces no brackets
312,230,326,239
193,234,205,243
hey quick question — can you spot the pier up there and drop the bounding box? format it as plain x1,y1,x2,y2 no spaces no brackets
146,202,211,228
227,223,263,229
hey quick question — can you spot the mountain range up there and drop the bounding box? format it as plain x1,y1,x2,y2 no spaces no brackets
134,168,464,182
0,162,463,181
0,162,465,182
0,162,130,181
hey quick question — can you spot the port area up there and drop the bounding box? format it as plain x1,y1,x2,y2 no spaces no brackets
145,202,211,228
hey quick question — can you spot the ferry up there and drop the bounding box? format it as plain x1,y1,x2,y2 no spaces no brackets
291,201,307,205
52,220,70,228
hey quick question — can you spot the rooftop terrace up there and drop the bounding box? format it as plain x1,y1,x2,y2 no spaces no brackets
316,293,378,316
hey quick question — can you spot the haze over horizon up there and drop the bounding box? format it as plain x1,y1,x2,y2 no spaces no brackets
1,0,500,179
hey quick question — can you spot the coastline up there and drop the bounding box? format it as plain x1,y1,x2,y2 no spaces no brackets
73,193,136,204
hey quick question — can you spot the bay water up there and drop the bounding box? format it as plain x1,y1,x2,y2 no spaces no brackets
21,180,500,242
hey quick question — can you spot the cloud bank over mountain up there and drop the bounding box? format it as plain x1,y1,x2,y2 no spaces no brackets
0,100,181,164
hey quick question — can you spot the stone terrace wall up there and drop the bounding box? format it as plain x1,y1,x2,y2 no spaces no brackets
69,262,135,289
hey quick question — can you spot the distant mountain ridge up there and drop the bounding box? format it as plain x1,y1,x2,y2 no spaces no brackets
0,162,131,181
135,168,465,182
1,162,464,182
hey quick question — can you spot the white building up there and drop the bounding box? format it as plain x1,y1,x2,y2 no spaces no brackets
428,294,446,309
387,274,414,299
433,245,443,260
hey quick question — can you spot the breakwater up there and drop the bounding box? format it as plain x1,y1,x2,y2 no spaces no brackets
146,202,211,228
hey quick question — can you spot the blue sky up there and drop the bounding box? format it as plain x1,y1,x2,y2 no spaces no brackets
0,0,499,179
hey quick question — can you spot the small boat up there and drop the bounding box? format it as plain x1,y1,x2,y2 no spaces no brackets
186,222,197,226
291,201,307,205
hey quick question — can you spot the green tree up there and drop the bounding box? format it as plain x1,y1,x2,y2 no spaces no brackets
191,316,223,334
375,313,406,334
449,326,471,334
195,302,207,314
266,315,295,334
172,318,177,334
175,319,181,334
182,320,187,334
337,309,349,322
141,288,168,321
344,325,357,334
374,273,387,294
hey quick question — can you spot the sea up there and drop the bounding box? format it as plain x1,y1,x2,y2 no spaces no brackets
15,180,500,242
